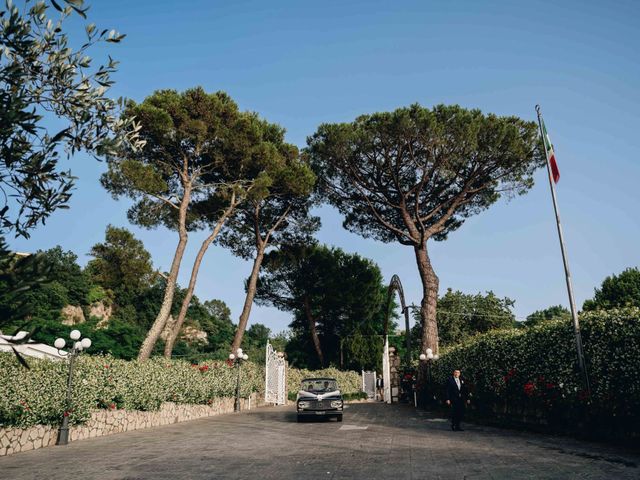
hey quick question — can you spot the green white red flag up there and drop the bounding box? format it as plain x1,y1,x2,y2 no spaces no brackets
540,117,560,183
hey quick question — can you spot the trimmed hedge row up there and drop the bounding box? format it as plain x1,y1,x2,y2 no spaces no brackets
426,308,640,439
287,367,362,395
0,354,362,428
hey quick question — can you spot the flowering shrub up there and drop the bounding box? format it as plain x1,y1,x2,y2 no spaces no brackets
0,354,362,428
287,367,362,395
425,308,640,438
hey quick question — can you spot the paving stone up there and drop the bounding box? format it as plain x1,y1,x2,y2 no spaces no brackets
0,403,638,479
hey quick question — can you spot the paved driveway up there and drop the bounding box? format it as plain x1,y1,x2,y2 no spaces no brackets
1,403,638,479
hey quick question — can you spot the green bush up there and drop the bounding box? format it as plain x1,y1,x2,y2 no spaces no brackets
86,285,109,304
0,353,363,428
426,308,640,439
288,367,362,395
0,354,265,428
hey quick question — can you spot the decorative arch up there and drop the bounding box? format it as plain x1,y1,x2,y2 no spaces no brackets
382,275,413,404
384,274,412,365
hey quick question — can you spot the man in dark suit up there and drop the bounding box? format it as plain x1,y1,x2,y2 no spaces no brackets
446,369,469,431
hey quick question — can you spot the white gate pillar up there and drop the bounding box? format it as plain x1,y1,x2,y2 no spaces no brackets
382,335,391,404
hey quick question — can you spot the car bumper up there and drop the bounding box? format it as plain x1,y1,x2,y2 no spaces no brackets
297,409,343,417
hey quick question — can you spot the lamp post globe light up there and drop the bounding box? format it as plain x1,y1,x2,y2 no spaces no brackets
229,347,249,412
54,330,91,446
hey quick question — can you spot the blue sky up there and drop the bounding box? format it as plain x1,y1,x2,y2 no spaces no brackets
10,0,640,333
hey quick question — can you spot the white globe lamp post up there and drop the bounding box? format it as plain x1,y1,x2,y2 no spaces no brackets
53,330,91,446
229,347,249,412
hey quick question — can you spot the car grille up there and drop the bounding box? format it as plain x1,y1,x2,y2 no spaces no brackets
307,399,335,410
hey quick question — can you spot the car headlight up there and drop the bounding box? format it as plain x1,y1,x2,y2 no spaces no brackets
298,401,309,409
330,400,343,408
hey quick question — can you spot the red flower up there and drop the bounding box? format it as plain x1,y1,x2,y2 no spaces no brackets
109,403,116,410
103,364,110,369
63,411,70,417
523,382,535,397
545,382,555,390
199,365,209,373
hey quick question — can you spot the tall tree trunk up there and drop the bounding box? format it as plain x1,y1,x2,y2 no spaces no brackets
303,295,324,366
414,242,439,355
137,185,192,361
164,198,237,358
230,246,266,353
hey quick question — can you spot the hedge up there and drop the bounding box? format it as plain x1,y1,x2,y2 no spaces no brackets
425,308,640,439
0,354,362,428
287,367,362,396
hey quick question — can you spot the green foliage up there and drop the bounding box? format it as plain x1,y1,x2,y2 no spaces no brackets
168,297,235,360
0,0,141,238
408,289,515,352
428,308,640,438
307,104,544,245
287,367,363,396
255,244,392,370
524,305,570,328
242,323,272,360
0,241,47,329
0,354,265,427
37,246,90,305
86,285,109,305
0,245,91,326
86,225,155,305
307,103,544,352
101,87,294,234
216,149,318,261
0,353,363,428
583,267,640,311
0,234,235,363
433,289,516,346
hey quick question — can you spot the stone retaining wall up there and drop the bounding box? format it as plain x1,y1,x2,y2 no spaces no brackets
1,394,264,457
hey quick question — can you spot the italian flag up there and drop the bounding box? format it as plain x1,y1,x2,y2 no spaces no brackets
540,117,560,183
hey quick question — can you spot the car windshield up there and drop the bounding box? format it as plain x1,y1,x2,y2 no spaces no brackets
301,379,337,392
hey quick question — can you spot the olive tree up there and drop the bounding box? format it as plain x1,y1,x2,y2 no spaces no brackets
1,0,140,238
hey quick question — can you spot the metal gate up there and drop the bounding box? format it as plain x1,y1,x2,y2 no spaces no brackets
362,370,376,399
265,341,286,405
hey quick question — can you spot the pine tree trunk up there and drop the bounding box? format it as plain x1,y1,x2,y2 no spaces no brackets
414,242,439,355
303,295,325,367
230,247,266,353
137,186,192,361
163,205,234,358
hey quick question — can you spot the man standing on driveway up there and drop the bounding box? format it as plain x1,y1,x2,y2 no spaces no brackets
446,369,469,431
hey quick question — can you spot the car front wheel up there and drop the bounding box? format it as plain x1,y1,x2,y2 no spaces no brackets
336,415,343,422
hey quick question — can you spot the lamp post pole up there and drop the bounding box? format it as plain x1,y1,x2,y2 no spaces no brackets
234,360,242,411
229,347,249,412
54,330,91,446
419,349,439,409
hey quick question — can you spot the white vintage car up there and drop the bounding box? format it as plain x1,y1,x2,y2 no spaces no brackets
296,377,343,422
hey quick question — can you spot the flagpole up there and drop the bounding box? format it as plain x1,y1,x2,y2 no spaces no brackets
535,105,591,396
